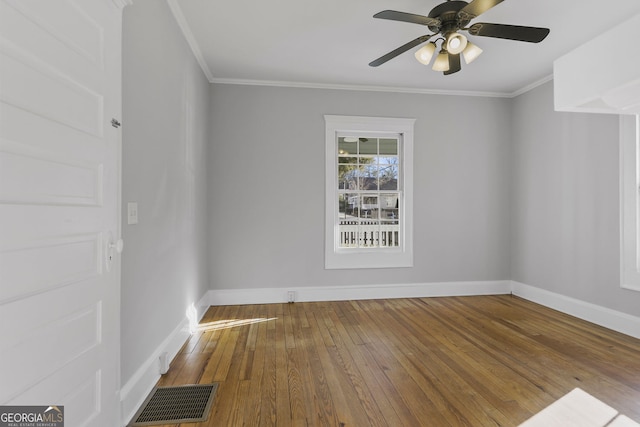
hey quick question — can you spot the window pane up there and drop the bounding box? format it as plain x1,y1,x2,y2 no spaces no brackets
381,193,399,247
338,194,347,219
338,166,350,188
338,217,357,248
360,195,378,219
379,158,398,190
338,164,360,190
380,221,399,247
338,138,357,156
359,225,379,247
359,138,377,155
379,138,398,155
338,156,358,164
380,193,399,220
360,161,378,190
344,193,358,218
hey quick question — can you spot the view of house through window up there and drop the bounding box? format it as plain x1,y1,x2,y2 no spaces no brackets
337,136,400,248
325,115,413,269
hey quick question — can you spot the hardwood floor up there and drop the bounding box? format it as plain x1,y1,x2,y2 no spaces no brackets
152,295,640,426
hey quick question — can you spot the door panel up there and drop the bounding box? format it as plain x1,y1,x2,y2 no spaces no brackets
0,0,122,425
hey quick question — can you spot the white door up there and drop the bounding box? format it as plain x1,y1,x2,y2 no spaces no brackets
0,0,122,425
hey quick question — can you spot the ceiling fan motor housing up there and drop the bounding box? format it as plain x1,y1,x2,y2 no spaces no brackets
427,0,473,33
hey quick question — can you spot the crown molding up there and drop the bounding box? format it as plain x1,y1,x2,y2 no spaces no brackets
166,0,215,82
508,74,553,98
209,75,554,99
210,77,514,98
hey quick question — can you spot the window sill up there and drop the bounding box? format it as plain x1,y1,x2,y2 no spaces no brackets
325,249,413,270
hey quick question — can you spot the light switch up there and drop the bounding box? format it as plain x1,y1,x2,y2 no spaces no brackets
127,202,138,225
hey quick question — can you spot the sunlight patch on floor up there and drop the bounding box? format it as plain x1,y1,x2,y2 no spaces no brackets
195,318,277,332
519,388,639,427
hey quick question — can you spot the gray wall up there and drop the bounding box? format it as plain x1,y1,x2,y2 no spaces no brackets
121,0,210,384
511,81,640,316
207,81,640,318
207,84,512,289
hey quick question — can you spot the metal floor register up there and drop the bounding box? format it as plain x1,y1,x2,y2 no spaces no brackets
129,383,218,426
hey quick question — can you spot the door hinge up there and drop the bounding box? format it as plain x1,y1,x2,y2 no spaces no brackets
111,118,121,128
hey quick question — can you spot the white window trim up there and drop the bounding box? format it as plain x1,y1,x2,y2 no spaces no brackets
324,115,414,269
620,114,640,291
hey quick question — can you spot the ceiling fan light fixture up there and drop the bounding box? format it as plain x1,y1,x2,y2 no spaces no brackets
446,32,468,55
462,41,483,64
369,0,550,74
414,42,436,65
432,50,450,72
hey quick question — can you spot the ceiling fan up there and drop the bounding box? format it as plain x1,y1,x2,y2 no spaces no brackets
369,0,550,75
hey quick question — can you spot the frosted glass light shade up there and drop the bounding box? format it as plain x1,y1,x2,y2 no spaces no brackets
446,33,468,55
414,43,436,65
432,51,450,72
462,42,483,64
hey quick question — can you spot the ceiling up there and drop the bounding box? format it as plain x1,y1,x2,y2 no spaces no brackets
168,0,640,97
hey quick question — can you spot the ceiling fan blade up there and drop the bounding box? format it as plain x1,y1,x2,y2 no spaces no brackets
373,10,441,27
444,53,461,75
468,23,550,43
458,0,504,19
369,35,432,67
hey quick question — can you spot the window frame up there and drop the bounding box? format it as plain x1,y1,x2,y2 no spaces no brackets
324,115,414,269
620,114,640,291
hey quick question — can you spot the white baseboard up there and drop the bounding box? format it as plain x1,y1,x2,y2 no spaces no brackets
511,281,640,339
206,280,640,339
119,291,209,426
206,280,512,306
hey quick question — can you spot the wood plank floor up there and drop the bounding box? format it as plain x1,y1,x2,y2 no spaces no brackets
151,295,640,426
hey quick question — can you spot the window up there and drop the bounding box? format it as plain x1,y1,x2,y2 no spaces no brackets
325,115,414,269
621,114,640,291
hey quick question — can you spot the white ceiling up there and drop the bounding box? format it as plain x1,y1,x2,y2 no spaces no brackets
168,0,640,97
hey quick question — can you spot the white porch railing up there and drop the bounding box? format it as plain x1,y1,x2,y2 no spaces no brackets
339,221,399,248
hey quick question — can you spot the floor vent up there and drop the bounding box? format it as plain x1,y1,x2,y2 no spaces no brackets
129,383,218,426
